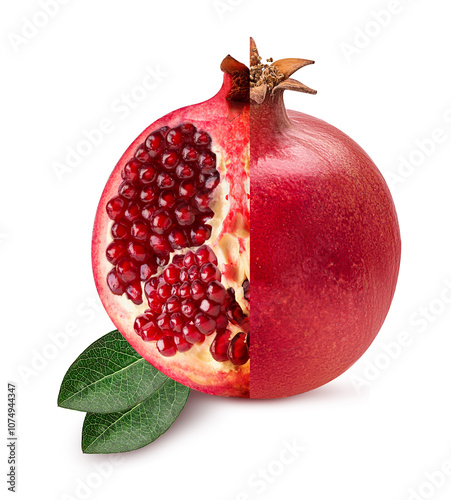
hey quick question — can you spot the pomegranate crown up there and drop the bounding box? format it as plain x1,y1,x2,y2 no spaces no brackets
220,37,317,104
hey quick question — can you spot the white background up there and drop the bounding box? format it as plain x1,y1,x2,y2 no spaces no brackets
2,0,451,499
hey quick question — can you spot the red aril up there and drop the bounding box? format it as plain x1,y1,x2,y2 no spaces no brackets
92,39,400,399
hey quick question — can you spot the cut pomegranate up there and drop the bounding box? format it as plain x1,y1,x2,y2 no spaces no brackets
92,39,400,399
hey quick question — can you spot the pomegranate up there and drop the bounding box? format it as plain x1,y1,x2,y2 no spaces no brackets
92,39,401,399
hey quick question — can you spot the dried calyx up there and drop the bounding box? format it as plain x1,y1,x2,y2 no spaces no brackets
249,37,317,104
221,38,317,104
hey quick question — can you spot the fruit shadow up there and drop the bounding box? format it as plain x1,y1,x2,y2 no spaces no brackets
82,381,358,461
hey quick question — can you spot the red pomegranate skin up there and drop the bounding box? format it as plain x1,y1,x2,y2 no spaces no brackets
250,95,401,398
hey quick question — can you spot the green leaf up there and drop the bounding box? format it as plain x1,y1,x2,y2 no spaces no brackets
82,379,190,453
57,330,168,413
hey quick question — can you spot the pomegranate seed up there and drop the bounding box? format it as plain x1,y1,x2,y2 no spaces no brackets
147,290,163,306
135,144,151,163
134,314,160,341
140,322,161,341
157,314,171,331
194,131,211,146
182,145,198,162
183,251,196,268
127,241,147,262
228,332,249,365
149,234,172,255
194,313,216,335
210,330,231,362
174,333,192,352
174,201,195,226
179,180,196,199
159,190,177,209
171,283,180,296
150,209,173,235
163,264,180,284
144,277,159,296
187,265,200,281
193,190,211,212
206,281,226,303
240,316,250,333
224,288,235,307
176,163,195,179
197,173,206,187
200,299,221,317
147,290,163,313
124,203,141,222
106,196,126,220
190,224,211,245
200,262,221,283
181,299,196,318
205,172,220,190
106,241,127,265
180,268,189,282
168,228,189,249
198,151,216,173
130,220,149,240
145,131,164,153
243,279,250,301
170,313,185,333
111,222,129,240
134,312,154,332
166,296,181,314
227,303,247,325
122,159,141,182
157,336,177,357
160,150,180,170
179,282,191,298
126,281,143,304
166,128,183,146
141,205,157,221
215,313,228,330
157,172,175,189
140,262,156,281
172,254,185,267
195,245,218,266
116,257,139,283
157,282,172,300
190,280,205,301
199,210,214,224
107,269,125,295
140,185,159,204
182,322,204,344
139,165,157,184
180,123,195,135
